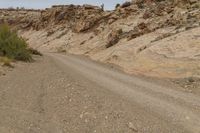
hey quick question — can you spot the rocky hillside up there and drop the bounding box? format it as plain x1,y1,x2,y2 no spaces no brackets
1,0,200,78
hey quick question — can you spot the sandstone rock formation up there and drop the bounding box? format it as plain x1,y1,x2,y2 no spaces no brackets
1,0,200,78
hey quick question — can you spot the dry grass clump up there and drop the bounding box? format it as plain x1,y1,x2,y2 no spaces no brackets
0,57,13,67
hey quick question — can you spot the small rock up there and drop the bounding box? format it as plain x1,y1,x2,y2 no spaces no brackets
128,122,138,132
184,85,188,88
80,114,84,119
186,116,190,120
105,116,108,120
188,89,193,93
66,83,71,87
84,119,88,123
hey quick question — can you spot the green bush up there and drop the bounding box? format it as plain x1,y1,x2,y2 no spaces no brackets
0,24,32,62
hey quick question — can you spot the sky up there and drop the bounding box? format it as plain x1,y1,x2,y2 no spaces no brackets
0,0,128,10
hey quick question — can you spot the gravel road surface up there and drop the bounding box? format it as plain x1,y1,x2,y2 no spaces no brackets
0,53,200,133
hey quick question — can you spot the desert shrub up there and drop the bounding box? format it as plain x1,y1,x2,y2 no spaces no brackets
115,3,120,9
0,24,32,62
192,3,200,8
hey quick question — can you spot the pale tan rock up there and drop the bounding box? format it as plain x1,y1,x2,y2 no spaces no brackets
2,0,200,78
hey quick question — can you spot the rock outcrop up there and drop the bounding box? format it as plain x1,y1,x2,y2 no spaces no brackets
1,0,200,78
36,5,105,32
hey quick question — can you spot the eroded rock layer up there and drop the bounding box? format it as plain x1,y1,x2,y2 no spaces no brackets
1,0,200,78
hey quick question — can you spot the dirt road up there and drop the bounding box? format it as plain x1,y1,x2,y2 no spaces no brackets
0,53,200,133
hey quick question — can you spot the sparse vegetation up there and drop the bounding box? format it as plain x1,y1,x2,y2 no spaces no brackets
115,4,120,9
0,24,32,62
